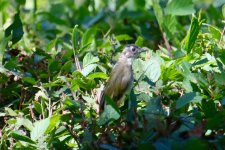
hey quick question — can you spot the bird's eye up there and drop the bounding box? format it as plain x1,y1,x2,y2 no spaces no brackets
132,47,136,52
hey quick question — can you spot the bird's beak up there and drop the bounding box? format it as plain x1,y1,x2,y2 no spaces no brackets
139,47,147,53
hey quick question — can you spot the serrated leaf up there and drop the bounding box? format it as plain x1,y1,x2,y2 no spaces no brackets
83,53,99,67
184,16,203,53
81,64,98,76
31,118,50,141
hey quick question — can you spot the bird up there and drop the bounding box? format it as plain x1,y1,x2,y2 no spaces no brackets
97,44,145,114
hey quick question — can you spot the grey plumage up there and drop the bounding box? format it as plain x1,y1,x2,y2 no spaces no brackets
98,44,144,114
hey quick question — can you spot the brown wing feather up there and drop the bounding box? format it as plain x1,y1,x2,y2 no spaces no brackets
98,62,132,113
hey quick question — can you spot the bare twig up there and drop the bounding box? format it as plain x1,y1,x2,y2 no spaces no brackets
74,54,82,71
162,32,171,57
29,104,34,123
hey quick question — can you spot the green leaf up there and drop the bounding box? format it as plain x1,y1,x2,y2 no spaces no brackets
87,72,108,79
31,118,50,141
176,92,203,109
222,4,225,19
144,56,161,82
72,25,82,51
61,60,73,73
164,0,195,16
214,72,225,86
204,23,221,41
5,108,17,116
152,0,163,30
0,29,11,65
45,115,61,134
5,12,24,45
184,16,203,53
83,53,99,67
64,98,80,110
115,34,133,41
16,118,33,131
46,38,57,53
33,101,42,114
135,36,144,46
11,132,36,144
81,27,97,47
81,64,98,76
96,95,120,125
22,77,37,85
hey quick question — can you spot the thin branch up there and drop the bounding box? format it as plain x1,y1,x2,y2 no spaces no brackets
74,54,82,71
29,104,34,123
162,32,171,57
64,123,81,149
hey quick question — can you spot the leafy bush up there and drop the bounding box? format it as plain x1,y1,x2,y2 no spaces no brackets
0,0,225,149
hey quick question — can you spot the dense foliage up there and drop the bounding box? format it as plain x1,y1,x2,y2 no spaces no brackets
0,0,225,149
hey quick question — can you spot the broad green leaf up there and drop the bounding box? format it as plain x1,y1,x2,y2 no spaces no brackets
33,101,42,114
184,16,203,53
164,0,195,16
144,56,161,82
145,96,164,115
176,92,203,109
83,53,99,67
83,10,104,28
222,4,225,19
81,64,98,76
162,15,178,40
71,74,96,90
46,38,57,54
135,36,144,46
98,105,120,125
152,0,163,30
11,132,35,144
115,34,133,41
22,77,37,85
16,118,33,131
87,72,108,79
207,24,221,41
31,118,50,141
45,115,61,134
64,98,80,110
61,60,73,73
214,72,225,86
81,27,97,47
5,12,24,45
5,108,17,116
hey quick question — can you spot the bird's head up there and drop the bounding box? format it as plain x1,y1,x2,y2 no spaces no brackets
121,44,145,58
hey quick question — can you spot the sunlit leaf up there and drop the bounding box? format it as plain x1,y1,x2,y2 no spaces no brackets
176,92,203,109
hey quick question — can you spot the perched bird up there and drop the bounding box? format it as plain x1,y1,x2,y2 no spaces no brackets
97,44,145,114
